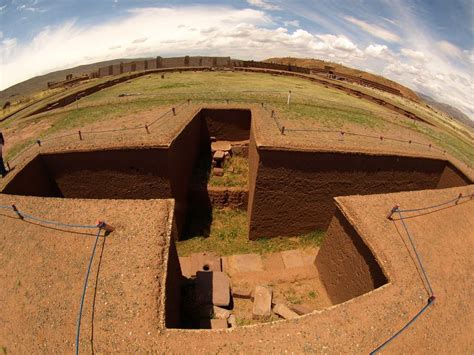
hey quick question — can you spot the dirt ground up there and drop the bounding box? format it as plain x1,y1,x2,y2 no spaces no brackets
1,101,473,353
2,186,472,353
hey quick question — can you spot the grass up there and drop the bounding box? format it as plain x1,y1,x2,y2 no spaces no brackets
176,208,325,256
209,156,249,187
3,70,472,167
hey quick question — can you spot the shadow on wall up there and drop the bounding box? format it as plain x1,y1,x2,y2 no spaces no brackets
316,208,388,304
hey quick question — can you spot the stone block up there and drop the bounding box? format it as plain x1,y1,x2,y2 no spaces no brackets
288,304,313,316
196,271,231,307
273,303,299,320
262,252,285,271
210,319,228,329
178,256,193,278
190,252,221,276
252,286,272,319
213,306,231,319
213,150,225,161
211,141,232,152
222,254,264,275
281,249,305,269
228,314,237,328
213,167,224,177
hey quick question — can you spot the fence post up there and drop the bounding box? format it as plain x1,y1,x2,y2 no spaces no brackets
187,99,191,105
387,205,398,220
36,140,41,147
455,193,462,205
78,130,83,141
172,107,176,116
96,220,115,232
281,126,285,135
271,110,275,118
12,204,23,220
145,125,150,134
287,90,291,105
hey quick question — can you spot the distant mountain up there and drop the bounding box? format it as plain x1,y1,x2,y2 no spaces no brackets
264,57,421,102
417,92,473,129
0,58,148,104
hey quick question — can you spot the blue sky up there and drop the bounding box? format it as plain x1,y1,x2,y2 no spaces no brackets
0,0,473,117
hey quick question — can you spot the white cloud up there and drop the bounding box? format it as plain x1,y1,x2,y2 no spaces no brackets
344,16,401,43
401,48,426,61
283,20,300,27
132,37,148,44
437,40,463,59
365,44,389,57
246,0,280,11
0,4,7,12
0,6,372,90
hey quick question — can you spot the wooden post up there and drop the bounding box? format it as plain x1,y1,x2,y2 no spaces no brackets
78,130,83,140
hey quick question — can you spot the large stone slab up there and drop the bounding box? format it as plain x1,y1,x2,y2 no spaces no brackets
211,141,232,152
273,303,299,320
289,304,313,315
281,249,305,269
190,252,221,277
196,271,230,307
179,256,193,278
252,286,272,319
262,252,285,271
222,254,264,275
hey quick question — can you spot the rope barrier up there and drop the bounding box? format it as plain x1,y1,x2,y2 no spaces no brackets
373,192,473,353
370,297,435,354
0,204,99,229
396,193,473,213
75,225,103,355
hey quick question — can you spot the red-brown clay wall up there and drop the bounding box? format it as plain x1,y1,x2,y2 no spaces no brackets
165,224,184,328
2,156,62,197
46,149,172,199
315,208,387,304
200,108,251,141
437,163,472,188
168,115,206,234
248,149,471,239
247,127,259,225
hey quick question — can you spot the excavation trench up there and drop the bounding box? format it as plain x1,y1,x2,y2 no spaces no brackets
2,107,471,328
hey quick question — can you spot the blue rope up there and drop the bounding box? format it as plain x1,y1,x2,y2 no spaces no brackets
397,210,434,297
370,297,435,354
75,226,103,355
397,194,473,213
0,204,98,229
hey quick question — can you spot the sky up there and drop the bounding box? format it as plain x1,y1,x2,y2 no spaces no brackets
0,0,473,117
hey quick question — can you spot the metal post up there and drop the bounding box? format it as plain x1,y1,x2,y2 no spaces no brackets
96,220,115,232
12,204,23,220
387,205,399,220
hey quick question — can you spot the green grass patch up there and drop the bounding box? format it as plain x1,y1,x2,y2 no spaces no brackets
209,156,249,187
176,208,325,256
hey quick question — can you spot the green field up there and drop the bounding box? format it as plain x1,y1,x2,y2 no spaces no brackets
3,70,473,164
